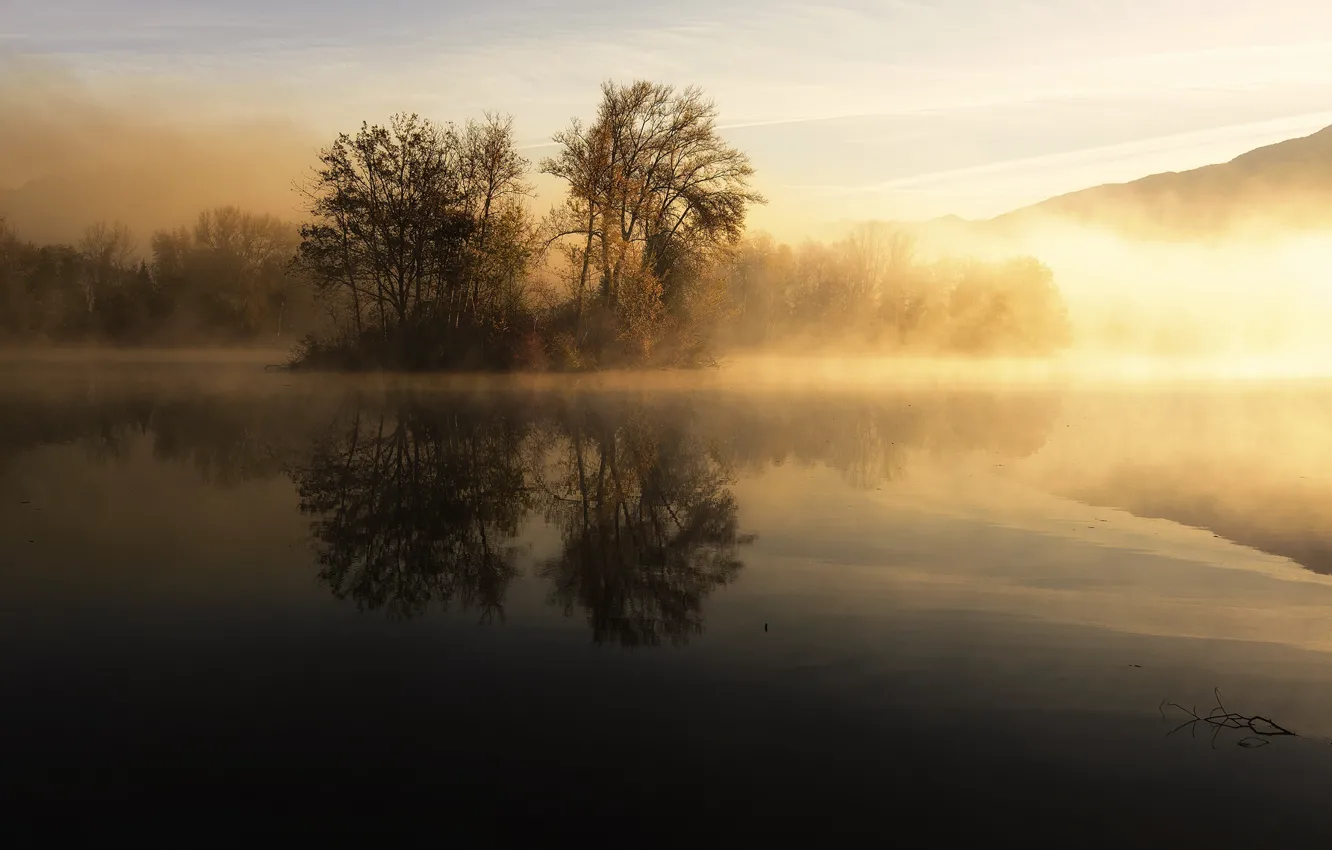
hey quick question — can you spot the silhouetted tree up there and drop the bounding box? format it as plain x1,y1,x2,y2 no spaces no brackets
458,114,539,324
294,113,537,369
0,217,26,336
188,206,301,335
75,220,135,328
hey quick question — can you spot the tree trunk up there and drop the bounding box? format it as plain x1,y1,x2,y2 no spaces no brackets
576,202,595,337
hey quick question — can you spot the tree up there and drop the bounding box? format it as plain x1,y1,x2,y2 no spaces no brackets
718,234,793,347
190,206,300,335
947,257,1071,354
840,224,918,336
145,208,304,339
297,114,469,341
0,218,27,336
295,112,536,368
542,117,611,336
542,81,765,363
77,220,135,319
458,114,537,321
714,229,1073,357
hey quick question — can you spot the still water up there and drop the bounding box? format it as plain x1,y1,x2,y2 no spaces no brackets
4,356,1332,843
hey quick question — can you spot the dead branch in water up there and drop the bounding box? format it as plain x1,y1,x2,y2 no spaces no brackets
1159,688,1297,749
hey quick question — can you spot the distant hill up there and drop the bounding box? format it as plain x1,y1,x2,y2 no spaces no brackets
988,125,1332,239
819,125,1332,244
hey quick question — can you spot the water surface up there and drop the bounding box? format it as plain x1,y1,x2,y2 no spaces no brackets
4,357,1332,844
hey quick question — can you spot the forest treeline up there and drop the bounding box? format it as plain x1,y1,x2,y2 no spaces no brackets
0,80,1073,367
0,209,314,343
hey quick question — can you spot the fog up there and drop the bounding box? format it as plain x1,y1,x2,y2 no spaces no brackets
0,62,317,244
923,216,1332,361
3,62,1332,370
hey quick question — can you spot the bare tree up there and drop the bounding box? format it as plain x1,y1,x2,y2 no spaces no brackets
542,81,765,359
77,220,135,315
542,117,612,334
458,114,538,323
192,206,299,334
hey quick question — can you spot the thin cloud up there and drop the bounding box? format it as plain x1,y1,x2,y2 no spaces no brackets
805,111,1332,198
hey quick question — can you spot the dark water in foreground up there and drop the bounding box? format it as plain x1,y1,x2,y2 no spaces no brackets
4,358,1332,844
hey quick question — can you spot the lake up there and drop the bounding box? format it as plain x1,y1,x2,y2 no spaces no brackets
4,354,1332,844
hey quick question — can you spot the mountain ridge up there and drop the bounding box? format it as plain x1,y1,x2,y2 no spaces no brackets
818,123,1332,243
986,123,1332,238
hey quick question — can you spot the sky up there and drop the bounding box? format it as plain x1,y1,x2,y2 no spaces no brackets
7,0,1332,236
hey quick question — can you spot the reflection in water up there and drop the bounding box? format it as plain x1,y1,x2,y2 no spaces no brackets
287,396,755,642
1023,388,1332,576
0,376,1073,641
291,403,530,622
47,377,1332,585
0,382,314,485
1067,473,1332,575
283,391,1060,639
534,404,752,646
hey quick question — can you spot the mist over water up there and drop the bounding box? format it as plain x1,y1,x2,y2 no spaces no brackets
940,221,1332,360
3,355,1332,843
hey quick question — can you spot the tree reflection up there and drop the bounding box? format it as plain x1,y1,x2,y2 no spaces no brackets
290,395,754,642
291,401,530,621
0,381,1080,632
533,403,753,646
702,390,1062,488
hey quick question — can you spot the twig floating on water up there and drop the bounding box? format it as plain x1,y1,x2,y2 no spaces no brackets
1159,688,1297,748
